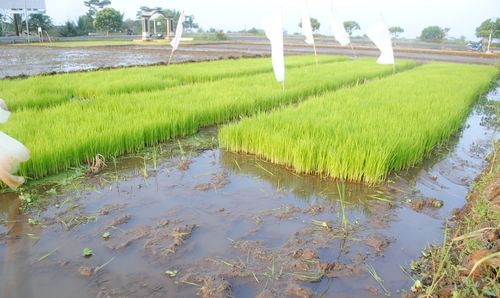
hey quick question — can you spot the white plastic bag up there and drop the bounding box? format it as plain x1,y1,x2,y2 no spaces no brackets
0,132,30,190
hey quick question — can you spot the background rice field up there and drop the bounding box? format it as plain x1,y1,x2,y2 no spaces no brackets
219,63,499,183
0,55,347,111
0,57,415,180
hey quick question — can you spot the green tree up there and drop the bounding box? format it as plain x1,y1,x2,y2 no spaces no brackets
26,14,53,33
298,17,321,32
343,21,360,36
77,15,94,34
84,0,111,17
94,7,123,35
136,6,163,18
58,21,79,37
420,26,449,41
388,26,404,38
0,13,6,36
475,18,500,39
184,15,199,30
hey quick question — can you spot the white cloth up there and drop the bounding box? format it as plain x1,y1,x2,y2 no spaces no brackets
0,98,10,123
301,0,315,45
170,12,186,52
263,14,285,83
366,21,394,64
0,132,30,190
330,13,350,46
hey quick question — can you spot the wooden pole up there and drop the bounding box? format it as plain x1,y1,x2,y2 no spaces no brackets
167,49,174,66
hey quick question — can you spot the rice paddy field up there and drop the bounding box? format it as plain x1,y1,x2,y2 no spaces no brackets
219,63,499,183
1,53,499,298
1,57,415,179
0,55,346,111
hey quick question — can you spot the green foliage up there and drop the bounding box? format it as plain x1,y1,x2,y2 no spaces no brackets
82,247,93,257
219,63,498,183
58,21,79,37
246,27,261,34
475,18,500,39
94,7,123,34
0,58,415,180
84,0,111,17
420,26,450,41
299,17,321,32
26,14,53,32
343,21,360,36
388,26,404,38
77,15,94,34
215,30,227,40
0,55,347,111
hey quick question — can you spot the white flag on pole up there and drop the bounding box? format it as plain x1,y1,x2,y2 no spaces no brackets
366,21,394,64
170,12,186,52
0,132,30,190
330,11,350,46
0,98,10,123
263,14,285,84
301,0,315,45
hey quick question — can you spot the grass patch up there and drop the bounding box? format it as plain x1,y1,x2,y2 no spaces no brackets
406,143,499,297
1,58,415,180
219,63,499,183
0,55,347,111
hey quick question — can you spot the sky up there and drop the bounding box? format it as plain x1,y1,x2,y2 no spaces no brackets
42,0,499,39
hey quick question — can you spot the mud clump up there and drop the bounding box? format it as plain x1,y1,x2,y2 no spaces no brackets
200,276,232,298
408,198,444,211
107,214,131,228
365,233,391,255
97,204,127,216
194,171,230,191
79,266,93,277
177,159,191,171
284,283,314,298
180,274,233,298
108,220,197,257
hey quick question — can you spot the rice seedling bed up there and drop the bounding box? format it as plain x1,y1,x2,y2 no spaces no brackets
1,58,416,179
0,55,347,111
219,63,499,183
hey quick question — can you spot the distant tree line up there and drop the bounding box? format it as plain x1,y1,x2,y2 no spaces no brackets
0,3,496,43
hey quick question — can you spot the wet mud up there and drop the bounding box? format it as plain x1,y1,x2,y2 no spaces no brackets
1,41,498,79
0,85,498,296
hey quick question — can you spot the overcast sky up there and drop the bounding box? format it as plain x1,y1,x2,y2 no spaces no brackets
44,0,499,39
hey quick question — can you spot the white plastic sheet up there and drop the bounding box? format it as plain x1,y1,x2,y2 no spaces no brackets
366,21,394,64
263,14,285,84
0,98,10,123
170,12,186,52
0,132,30,190
301,0,315,45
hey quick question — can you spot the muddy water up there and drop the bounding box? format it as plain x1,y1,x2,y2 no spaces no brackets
0,87,498,297
1,43,498,78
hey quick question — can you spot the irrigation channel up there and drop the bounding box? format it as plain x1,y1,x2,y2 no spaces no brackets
0,83,498,297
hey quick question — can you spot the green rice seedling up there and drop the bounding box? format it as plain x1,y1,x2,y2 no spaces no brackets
1,58,415,180
0,55,347,111
219,63,499,183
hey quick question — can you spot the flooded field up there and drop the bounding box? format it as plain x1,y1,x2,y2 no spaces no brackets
0,83,498,297
1,42,498,79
